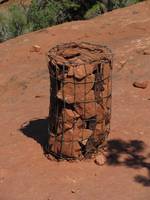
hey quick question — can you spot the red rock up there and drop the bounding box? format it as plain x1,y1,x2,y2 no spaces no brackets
57,75,95,104
143,49,150,55
74,64,95,79
62,49,80,58
102,80,111,98
31,45,41,52
133,81,148,89
75,118,84,128
80,128,93,141
94,153,106,166
102,62,111,81
103,96,111,110
94,122,106,137
49,138,82,158
96,104,105,122
69,58,84,65
75,90,96,119
68,66,74,77
63,108,79,122
57,109,80,133
59,128,92,142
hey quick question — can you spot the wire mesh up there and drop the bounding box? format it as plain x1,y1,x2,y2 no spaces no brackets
47,42,113,160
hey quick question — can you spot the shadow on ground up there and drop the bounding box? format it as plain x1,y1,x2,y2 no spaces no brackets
20,117,49,152
106,139,150,187
20,118,150,187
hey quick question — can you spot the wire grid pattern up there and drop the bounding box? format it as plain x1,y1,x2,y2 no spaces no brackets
47,42,113,160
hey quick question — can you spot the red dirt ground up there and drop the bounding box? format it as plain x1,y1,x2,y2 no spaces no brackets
0,2,150,200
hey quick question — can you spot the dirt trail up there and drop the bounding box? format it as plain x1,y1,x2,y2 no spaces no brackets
0,2,150,200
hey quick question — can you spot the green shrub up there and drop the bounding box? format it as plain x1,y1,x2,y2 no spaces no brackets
27,0,80,30
0,12,9,42
110,0,143,9
27,0,59,30
0,4,32,41
7,4,29,37
84,2,106,19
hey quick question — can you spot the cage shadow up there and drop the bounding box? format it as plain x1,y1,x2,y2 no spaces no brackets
20,120,150,186
20,118,49,153
106,139,150,187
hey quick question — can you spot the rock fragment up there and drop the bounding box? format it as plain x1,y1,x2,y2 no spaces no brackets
57,75,95,104
133,81,148,89
31,45,41,52
94,153,106,166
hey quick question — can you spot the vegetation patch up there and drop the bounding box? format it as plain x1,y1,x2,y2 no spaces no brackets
0,0,144,42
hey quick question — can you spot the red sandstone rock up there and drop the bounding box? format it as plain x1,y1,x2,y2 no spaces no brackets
94,153,106,166
133,81,148,89
75,90,97,118
96,104,105,122
57,109,80,133
103,62,111,81
31,45,41,52
143,49,150,55
102,80,111,97
60,128,92,142
49,137,82,158
57,75,95,104
76,118,84,129
74,64,95,79
62,49,80,58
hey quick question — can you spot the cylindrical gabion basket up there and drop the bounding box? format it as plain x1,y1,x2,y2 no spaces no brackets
47,42,113,160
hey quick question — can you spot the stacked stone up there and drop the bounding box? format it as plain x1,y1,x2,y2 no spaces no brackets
48,42,112,159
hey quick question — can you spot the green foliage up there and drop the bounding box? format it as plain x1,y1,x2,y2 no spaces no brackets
0,0,145,42
0,12,9,42
0,4,30,42
84,2,106,19
110,0,143,9
27,0,59,30
7,4,29,37
27,0,80,30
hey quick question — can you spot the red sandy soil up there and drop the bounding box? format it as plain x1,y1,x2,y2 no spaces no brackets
0,2,150,200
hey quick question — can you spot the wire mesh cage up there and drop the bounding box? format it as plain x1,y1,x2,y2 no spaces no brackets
47,42,113,160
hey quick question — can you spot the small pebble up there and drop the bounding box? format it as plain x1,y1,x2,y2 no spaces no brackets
31,45,41,52
133,81,148,89
94,154,106,166
143,49,150,55
71,189,76,193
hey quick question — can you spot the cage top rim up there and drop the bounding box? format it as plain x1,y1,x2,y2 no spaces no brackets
48,41,113,56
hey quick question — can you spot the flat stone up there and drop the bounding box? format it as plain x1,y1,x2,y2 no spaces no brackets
57,109,79,133
57,75,95,104
133,81,148,89
61,128,92,142
75,90,96,119
63,108,79,122
49,137,82,158
31,45,41,52
62,49,80,58
80,129,93,141
74,64,95,79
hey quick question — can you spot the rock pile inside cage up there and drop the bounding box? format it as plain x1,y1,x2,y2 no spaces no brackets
48,42,112,160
